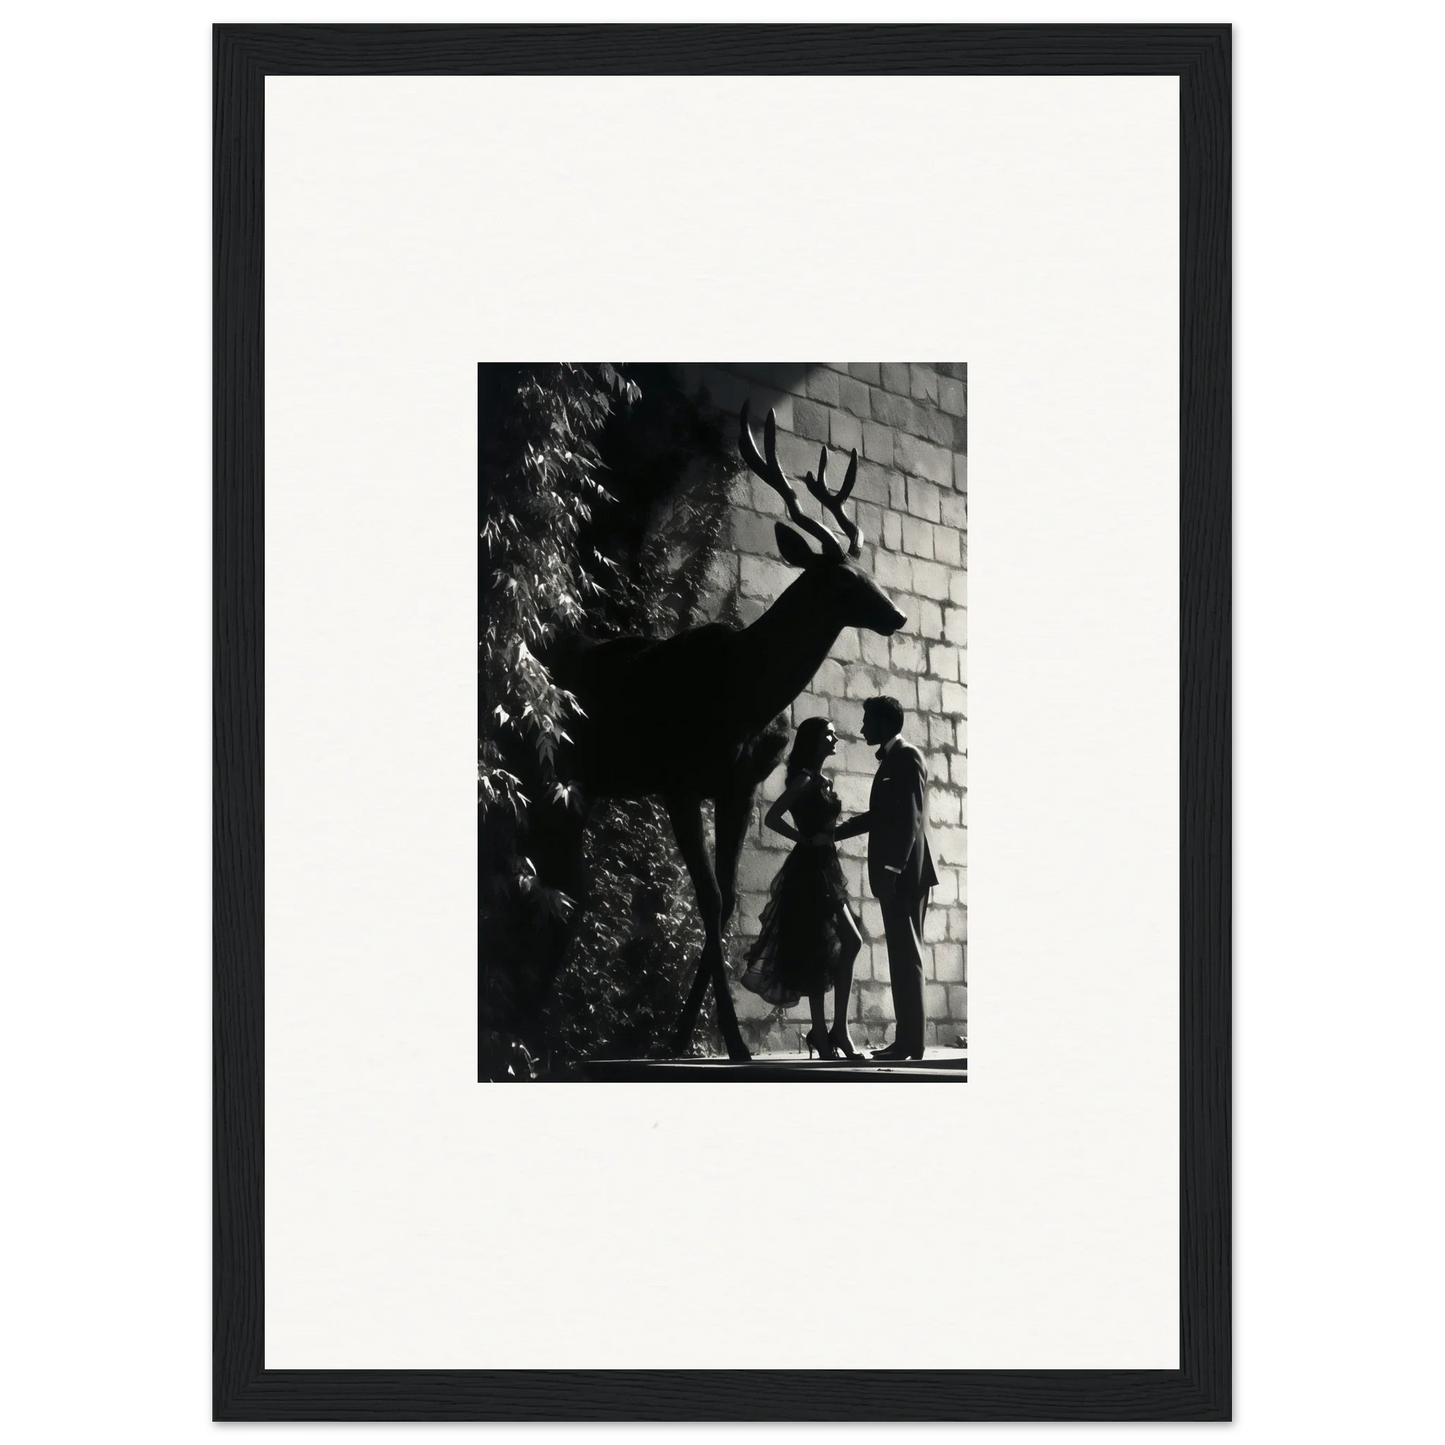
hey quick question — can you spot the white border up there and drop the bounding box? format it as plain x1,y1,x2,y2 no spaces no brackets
264,74,1178,1369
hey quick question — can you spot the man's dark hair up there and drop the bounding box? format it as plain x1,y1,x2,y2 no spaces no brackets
863,694,905,738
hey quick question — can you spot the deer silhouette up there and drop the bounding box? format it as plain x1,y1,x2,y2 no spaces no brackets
565,402,908,1060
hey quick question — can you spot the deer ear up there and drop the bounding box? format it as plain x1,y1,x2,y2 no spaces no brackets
774,521,818,569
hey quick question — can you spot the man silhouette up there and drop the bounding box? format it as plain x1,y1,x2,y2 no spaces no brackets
835,695,939,1060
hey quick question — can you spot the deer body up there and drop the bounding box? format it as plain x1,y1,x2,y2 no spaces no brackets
571,567,881,797
564,405,907,1060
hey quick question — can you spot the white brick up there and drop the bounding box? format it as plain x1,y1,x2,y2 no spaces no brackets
902,514,934,558
896,434,953,488
943,605,968,645
735,892,767,933
851,459,891,508
928,643,958,681
928,789,962,827
790,691,825,725
933,524,962,568
838,373,872,416
941,681,968,716
813,658,845,697
860,630,891,668
909,365,939,402
736,846,782,892
949,572,968,606
829,698,865,735
873,549,912,592
912,559,950,600
730,507,777,556
916,676,942,712
861,981,894,1018
931,867,960,905
775,430,825,482
890,633,926,674
934,825,968,866
835,772,873,813
830,409,862,454
905,475,942,522
916,599,943,639
862,420,894,464
940,491,968,530
805,368,840,405
853,500,883,550
739,552,794,601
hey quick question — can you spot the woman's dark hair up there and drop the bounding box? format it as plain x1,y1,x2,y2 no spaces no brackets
785,716,833,783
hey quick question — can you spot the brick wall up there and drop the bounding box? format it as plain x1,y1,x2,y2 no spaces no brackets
676,364,968,1054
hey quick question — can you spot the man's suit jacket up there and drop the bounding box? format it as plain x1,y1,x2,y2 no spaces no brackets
837,739,940,901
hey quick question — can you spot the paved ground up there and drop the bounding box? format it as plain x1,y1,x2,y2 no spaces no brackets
576,1051,967,1083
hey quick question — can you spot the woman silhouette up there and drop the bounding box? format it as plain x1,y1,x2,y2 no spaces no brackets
740,717,865,1058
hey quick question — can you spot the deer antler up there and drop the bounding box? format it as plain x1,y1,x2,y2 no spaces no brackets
803,445,861,558
739,402,845,560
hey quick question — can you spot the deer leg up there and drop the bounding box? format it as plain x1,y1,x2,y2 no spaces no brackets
670,782,757,1050
707,784,759,1059
713,782,756,931
676,942,711,1035
664,794,750,1061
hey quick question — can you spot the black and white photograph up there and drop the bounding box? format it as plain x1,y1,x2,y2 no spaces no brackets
478,364,968,1080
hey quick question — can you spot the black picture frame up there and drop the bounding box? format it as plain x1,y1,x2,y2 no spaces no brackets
214,22,1229,1421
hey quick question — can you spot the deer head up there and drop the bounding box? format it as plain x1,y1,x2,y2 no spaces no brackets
740,402,908,637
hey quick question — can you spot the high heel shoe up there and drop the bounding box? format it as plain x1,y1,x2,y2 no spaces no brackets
805,1027,839,1060
828,1028,864,1060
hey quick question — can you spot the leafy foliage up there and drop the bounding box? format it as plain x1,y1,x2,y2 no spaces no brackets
477,364,743,1074
545,797,710,1066
478,363,635,820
